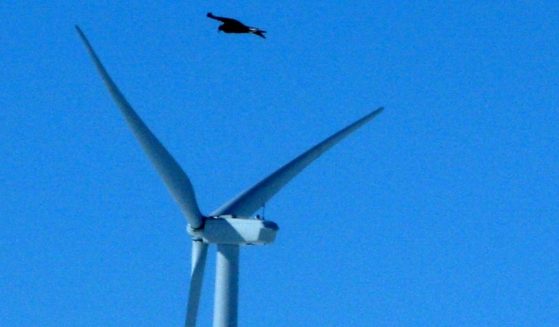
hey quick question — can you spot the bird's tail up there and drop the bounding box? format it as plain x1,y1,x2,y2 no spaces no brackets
250,28,266,39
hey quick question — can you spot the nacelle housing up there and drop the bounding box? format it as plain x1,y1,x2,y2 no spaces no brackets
190,217,279,245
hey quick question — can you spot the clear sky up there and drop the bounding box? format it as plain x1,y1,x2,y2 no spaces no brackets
1,2,558,326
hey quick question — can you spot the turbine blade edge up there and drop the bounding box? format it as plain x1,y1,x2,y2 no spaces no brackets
211,107,384,217
75,26,204,228
185,241,209,327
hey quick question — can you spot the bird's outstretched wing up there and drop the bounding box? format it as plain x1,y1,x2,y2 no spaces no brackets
207,12,242,25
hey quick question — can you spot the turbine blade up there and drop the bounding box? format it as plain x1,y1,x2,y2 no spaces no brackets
75,26,204,229
185,241,209,327
211,107,384,217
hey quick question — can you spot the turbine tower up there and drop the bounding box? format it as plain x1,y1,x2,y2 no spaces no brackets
76,26,384,327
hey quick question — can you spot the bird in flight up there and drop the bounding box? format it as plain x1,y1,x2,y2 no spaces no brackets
207,12,266,39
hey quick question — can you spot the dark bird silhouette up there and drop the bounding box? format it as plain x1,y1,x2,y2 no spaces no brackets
207,12,266,39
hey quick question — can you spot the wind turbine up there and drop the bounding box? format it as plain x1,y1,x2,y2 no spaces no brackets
75,26,384,327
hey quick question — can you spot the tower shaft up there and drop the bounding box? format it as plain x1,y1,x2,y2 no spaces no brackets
213,244,240,327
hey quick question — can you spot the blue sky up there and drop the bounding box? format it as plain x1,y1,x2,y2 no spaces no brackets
1,2,558,326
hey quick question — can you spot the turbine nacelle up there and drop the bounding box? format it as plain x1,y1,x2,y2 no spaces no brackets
189,216,279,245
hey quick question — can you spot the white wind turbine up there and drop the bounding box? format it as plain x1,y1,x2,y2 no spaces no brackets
76,26,384,327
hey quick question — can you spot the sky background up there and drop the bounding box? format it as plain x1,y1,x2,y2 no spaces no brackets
1,2,558,326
